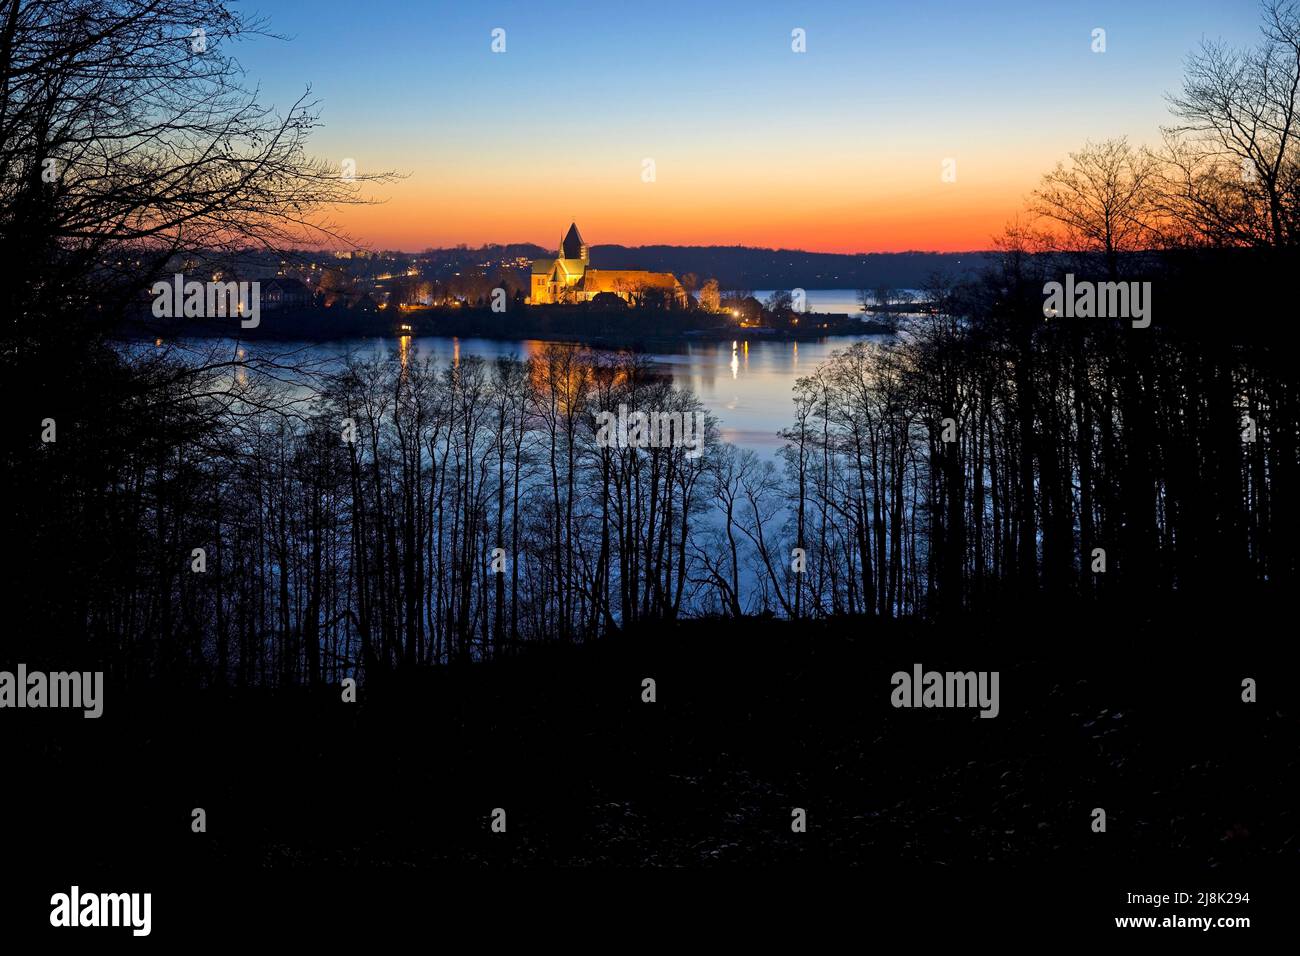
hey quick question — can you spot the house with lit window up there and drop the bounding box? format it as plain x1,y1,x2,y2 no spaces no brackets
263,276,310,310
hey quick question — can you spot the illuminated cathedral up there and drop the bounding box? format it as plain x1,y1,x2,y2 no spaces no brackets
529,222,685,306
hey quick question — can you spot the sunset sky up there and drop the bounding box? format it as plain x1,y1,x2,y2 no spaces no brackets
241,0,1262,253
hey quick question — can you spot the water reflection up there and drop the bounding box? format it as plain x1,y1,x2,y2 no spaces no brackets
205,333,890,456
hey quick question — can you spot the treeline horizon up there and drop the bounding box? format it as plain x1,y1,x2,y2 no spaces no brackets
429,244,996,291
137,242,998,301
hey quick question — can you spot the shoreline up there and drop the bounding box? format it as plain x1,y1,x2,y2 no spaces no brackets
117,305,895,348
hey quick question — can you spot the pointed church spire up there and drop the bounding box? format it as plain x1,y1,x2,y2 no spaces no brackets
562,222,586,262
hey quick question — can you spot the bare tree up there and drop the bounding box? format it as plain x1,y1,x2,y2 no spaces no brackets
699,278,721,312
1160,0,1300,248
1031,138,1159,274
0,0,396,332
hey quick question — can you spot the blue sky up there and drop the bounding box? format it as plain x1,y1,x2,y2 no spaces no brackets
225,0,1266,250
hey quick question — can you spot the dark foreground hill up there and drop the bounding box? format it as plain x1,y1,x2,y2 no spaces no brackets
3,601,1291,935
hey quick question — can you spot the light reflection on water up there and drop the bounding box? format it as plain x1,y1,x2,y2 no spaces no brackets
160,333,892,456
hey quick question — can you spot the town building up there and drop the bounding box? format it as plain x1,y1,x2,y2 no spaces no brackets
263,276,310,310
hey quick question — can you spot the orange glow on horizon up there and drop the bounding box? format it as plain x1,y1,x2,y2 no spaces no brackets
324,146,1053,254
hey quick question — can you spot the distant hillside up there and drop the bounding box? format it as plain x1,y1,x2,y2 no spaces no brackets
160,243,994,292
407,243,994,289
587,246,994,289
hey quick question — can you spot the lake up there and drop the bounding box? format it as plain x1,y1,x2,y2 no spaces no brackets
193,330,890,456
158,290,902,456
749,289,869,314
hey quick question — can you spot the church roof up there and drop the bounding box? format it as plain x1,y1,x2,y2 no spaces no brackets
578,269,681,293
561,222,585,259
266,276,308,294
534,256,585,277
